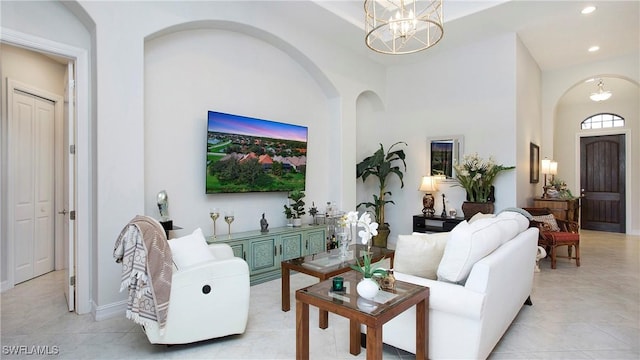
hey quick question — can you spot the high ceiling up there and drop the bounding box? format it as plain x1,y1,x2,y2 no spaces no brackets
303,0,639,104
310,0,638,71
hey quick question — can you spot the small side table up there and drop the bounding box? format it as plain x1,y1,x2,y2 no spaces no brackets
282,245,394,329
160,221,182,239
412,215,464,233
532,197,580,222
296,271,429,360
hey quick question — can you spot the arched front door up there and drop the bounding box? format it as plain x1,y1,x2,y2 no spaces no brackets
580,134,626,233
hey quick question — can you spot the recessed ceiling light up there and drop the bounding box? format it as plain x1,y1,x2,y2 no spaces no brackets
581,6,596,14
588,46,600,52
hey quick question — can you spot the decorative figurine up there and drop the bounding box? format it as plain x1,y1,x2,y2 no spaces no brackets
380,270,396,290
309,202,319,225
157,190,169,221
260,213,269,233
157,190,172,233
441,194,447,218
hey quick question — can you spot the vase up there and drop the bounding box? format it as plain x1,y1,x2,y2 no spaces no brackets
372,225,390,248
356,278,379,300
292,218,302,227
461,201,495,220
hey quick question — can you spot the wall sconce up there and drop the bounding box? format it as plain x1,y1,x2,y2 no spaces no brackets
419,176,437,217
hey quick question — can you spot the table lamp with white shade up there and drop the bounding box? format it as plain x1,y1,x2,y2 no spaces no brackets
541,158,558,198
419,176,438,217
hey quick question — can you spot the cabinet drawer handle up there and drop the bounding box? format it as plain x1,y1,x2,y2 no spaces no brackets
243,251,246,260
274,246,277,256
305,240,308,249
279,244,282,255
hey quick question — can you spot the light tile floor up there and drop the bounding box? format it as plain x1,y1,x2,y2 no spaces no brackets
1,230,638,359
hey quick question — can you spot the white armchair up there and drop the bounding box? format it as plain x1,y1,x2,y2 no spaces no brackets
143,242,250,345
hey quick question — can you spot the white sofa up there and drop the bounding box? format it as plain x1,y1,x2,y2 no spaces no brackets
377,211,538,359
144,233,250,344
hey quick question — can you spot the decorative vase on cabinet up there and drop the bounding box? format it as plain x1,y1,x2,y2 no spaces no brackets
461,201,495,220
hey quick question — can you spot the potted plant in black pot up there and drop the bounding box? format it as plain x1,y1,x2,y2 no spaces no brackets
356,142,407,248
283,190,306,227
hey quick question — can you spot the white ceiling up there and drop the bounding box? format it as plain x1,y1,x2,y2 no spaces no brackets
304,0,639,104
309,0,639,71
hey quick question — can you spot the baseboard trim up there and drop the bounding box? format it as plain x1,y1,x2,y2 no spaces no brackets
1,280,12,292
93,299,127,321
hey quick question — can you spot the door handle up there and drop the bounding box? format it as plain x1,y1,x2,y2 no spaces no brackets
58,209,68,215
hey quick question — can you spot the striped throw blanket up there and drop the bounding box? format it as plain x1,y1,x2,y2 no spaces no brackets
113,215,173,332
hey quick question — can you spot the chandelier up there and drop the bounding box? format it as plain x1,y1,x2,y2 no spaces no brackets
365,0,444,55
590,79,612,102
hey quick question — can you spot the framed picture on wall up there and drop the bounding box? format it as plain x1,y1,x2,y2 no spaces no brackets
530,142,540,183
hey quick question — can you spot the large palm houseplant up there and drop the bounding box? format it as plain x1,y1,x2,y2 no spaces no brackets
356,142,407,248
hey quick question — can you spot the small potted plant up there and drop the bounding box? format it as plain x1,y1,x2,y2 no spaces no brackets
343,211,387,300
283,190,306,227
350,254,388,279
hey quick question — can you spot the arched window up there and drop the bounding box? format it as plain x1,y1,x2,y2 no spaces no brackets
581,113,624,130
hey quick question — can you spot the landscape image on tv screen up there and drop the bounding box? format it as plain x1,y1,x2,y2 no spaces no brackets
206,111,308,193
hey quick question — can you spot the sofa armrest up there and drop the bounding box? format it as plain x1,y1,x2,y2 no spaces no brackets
394,272,485,320
173,255,248,281
208,243,235,260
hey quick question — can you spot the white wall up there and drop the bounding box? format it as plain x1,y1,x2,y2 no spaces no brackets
378,33,519,247
76,0,387,311
515,36,543,207
144,28,335,234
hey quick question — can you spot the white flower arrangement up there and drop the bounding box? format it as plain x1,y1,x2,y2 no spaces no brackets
341,211,379,245
341,211,385,279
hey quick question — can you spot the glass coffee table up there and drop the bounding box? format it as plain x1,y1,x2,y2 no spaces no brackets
281,245,395,329
295,270,429,360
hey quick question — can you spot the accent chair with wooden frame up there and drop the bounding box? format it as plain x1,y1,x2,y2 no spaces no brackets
524,207,581,269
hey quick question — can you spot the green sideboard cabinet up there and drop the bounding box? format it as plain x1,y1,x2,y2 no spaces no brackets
207,225,326,285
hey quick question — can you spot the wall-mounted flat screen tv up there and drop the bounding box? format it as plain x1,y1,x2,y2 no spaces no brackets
206,111,308,193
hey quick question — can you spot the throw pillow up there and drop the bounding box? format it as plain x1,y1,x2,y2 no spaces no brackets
168,228,215,269
531,214,561,232
394,233,448,280
437,218,511,284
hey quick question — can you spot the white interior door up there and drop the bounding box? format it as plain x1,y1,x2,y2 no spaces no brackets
11,88,56,284
63,63,76,312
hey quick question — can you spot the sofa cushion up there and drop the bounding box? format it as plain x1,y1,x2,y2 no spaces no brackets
531,214,561,231
437,216,520,284
395,233,448,280
168,228,214,269
468,212,495,224
496,210,531,233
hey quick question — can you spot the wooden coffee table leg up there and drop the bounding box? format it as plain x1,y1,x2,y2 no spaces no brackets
282,265,290,312
319,310,329,329
365,325,383,360
296,300,309,360
416,298,428,360
349,319,361,355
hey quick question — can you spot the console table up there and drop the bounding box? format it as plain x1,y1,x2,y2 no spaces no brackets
413,215,464,233
533,198,580,222
207,225,326,285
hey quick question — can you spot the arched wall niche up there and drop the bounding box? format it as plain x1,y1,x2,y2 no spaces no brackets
143,21,341,234
354,90,387,215
145,20,339,99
